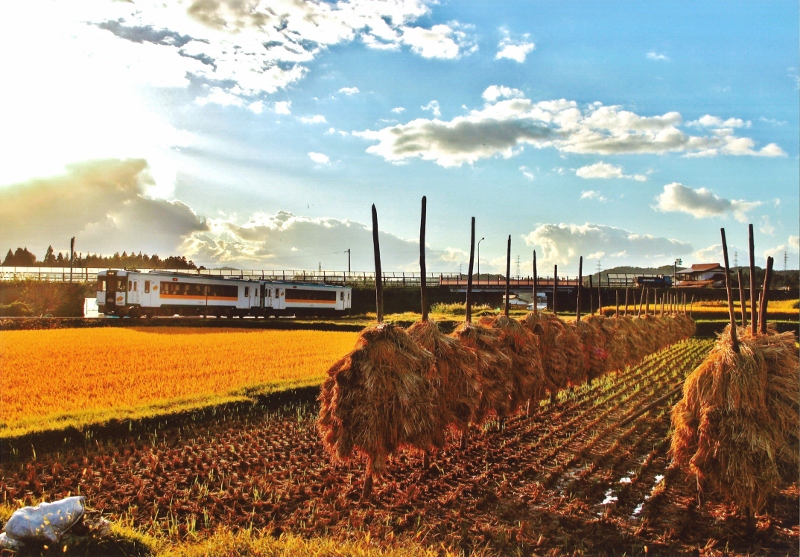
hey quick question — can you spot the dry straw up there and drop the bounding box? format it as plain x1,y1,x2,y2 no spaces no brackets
490,315,547,410
452,321,515,424
670,327,799,514
407,319,480,436
575,315,609,381
318,323,437,477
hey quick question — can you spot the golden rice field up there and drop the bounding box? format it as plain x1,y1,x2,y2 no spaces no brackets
0,328,357,436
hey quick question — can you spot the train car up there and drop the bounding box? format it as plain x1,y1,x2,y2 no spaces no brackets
96,270,351,318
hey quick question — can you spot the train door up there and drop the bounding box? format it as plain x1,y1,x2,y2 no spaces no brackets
273,287,285,310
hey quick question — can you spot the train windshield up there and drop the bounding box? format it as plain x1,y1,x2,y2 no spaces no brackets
97,278,106,292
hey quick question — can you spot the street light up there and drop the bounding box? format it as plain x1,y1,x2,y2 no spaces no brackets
477,237,485,280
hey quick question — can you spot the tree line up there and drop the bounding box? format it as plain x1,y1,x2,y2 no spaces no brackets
2,247,196,270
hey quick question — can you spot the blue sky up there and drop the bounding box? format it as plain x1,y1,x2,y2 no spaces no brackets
1,0,797,274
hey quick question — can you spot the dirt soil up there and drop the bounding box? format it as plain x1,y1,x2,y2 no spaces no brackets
1,340,797,556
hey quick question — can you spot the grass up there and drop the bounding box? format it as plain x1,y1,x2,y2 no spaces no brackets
0,328,357,438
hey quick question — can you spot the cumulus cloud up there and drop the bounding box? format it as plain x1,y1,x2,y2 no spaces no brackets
300,114,327,124
0,159,206,257
687,115,751,129
522,222,692,272
181,210,466,270
790,236,800,250
655,183,762,222
308,152,330,164
274,101,292,114
759,215,775,236
693,243,724,263
78,0,475,106
576,162,646,181
391,107,406,114
482,85,524,102
646,51,669,61
355,87,786,167
496,29,535,63
421,100,441,117
580,190,607,202
519,166,534,180
338,86,359,95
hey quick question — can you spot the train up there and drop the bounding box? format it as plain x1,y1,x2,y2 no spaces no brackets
96,270,352,318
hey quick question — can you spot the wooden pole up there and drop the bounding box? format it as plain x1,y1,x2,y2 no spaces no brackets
588,274,594,315
597,279,602,316
504,235,511,318
532,250,538,314
758,256,774,335
660,293,664,316
420,197,428,322
615,290,619,318
690,295,694,318
624,287,629,316
644,287,649,316
720,228,739,353
372,205,384,323
748,224,757,336
576,256,583,321
465,217,476,323
553,265,558,315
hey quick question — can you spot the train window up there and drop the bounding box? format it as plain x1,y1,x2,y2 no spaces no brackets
245,286,249,297
144,281,150,293
285,289,336,302
128,281,133,292
133,281,138,291
97,278,106,292
340,291,344,300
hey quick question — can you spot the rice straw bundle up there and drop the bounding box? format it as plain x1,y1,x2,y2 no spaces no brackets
598,316,627,373
521,312,569,394
614,315,645,367
453,321,515,424
491,315,547,410
560,320,587,386
407,319,481,435
674,313,696,338
318,322,437,477
635,315,661,355
670,327,799,513
575,315,609,381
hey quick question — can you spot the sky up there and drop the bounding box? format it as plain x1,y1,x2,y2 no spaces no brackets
1,0,798,276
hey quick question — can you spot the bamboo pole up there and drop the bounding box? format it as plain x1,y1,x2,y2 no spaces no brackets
420,197,428,322
553,265,558,315
736,269,747,327
372,204,383,324
532,250,538,314
465,217,476,323
504,236,511,318
577,256,583,321
720,228,739,353
749,224,757,336
758,256,774,335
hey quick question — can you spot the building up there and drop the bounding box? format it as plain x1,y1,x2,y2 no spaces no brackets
674,263,726,287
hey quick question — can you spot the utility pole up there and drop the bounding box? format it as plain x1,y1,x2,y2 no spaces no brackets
345,249,350,273
734,251,738,268
69,236,75,283
477,237,484,279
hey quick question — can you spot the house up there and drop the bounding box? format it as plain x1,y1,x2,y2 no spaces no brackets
674,263,726,287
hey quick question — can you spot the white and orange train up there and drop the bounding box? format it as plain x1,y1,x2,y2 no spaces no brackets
96,270,352,318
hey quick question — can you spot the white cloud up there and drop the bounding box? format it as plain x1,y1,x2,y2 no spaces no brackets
576,162,646,181
655,183,762,222
482,85,524,102
519,166,534,180
308,152,330,164
522,222,692,271
496,29,535,63
354,88,786,167
247,101,263,114
421,100,441,117
646,51,669,61
274,101,292,115
401,22,476,59
790,236,800,250
687,115,751,128
391,107,406,114
338,86,359,95
580,190,607,202
693,243,723,263
759,215,776,236
300,114,327,124
0,159,206,257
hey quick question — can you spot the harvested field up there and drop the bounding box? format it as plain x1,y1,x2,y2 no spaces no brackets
2,339,795,555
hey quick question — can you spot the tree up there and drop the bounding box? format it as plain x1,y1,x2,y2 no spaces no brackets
13,247,36,266
2,249,13,266
43,245,56,265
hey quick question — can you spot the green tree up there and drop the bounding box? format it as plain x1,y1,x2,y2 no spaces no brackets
43,245,56,265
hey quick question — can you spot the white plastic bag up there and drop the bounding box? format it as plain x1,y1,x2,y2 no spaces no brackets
4,496,86,544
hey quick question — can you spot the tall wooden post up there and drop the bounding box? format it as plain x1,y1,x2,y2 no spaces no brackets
615,290,619,317
553,265,558,315
748,224,757,335
644,288,649,316
690,295,694,318
504,236,511,318
372,205,384,323
720,228,739,353
532,250,538,314
420,197,428,322
736,269,747,327
624,287,629,316
597,279,602,316
69,236,75,283
576,256,583,321
466,218,476,323
758,256,774,335
588,275,594,315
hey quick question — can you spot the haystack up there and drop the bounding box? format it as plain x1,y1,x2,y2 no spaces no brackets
670,327,799,513
318,323,437,477
452,321,515,424
599,316,627,373
407,319,480,436
576,315,609,381
521,312,568,394
673,313,696,339
491,315,547,411
614,315,645,367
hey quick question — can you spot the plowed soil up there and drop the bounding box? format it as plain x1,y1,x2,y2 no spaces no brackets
2,339,797,556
